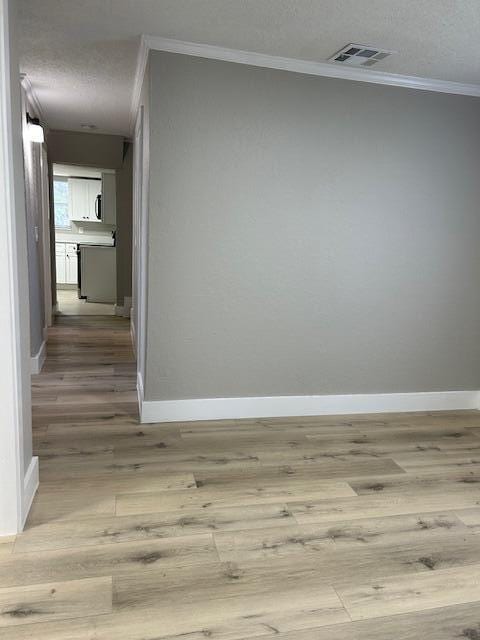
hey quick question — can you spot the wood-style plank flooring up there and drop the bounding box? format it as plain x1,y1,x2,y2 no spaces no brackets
2,314,480,638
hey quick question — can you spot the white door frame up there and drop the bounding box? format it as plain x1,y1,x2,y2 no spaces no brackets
39,146,52,328
131,108,141,349
132,106,148,407
0,0,36,535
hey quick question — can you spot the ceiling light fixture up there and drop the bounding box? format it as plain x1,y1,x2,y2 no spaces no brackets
80,124,97,130
26,112,44,143
328,44,394,68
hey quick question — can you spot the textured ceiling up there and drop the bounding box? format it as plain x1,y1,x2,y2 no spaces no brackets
18,0,480,136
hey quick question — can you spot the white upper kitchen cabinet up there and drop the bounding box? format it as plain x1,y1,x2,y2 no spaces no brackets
101,173,116,226
68,178,102,222
68,178,87,222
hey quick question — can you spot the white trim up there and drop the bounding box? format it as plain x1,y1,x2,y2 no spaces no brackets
39,146,52,328
19,73,44,122
123,296,132,318
30,339,46,374
130,315,136,353
132,106,148,399
115,297,132,317
141,35,480,99
137,370,144,416
129,36,149,134
140,390,480,423
0,0,30,535
21,456,38,528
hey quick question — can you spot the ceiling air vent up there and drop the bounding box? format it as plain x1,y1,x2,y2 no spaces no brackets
329,44,394,68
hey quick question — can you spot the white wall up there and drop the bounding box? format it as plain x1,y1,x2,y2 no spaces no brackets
0,0,37,535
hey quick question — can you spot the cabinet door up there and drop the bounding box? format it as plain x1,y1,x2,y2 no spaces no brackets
101,173,116,225
56,254,66,283
65,244,78,284
66,253,78,284
55,243,66,283
55,241,66,257
87,180,102,221
68,179,102,222
68,178,89,222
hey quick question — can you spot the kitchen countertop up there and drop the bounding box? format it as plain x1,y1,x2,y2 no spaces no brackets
79,244,116,249
56,232,114,246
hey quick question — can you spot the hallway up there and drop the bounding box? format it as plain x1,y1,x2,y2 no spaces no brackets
2,317,480,637
29,314,138,525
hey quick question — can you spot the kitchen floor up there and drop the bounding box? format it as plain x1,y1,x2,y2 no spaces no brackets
56,288,115,316
4,314,480,638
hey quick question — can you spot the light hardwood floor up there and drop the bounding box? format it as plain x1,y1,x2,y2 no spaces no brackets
2,314,480,638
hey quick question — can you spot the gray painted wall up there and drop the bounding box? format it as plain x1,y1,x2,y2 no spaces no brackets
145,51,480,400
47,130,124,169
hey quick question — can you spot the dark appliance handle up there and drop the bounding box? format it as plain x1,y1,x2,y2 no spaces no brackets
95,194,102,220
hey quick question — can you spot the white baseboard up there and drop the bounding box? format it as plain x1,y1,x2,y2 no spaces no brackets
139,390,480,423
30,340,46,374
137,371,144,410
57,283,77,290
130,317,136,353
22,456,39,528
116,297,132,318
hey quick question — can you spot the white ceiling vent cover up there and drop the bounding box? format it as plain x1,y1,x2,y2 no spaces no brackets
329,44,394,68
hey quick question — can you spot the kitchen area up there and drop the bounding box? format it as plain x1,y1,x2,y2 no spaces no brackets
53,163,117,315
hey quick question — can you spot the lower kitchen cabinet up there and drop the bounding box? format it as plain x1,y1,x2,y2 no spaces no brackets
56,242,78,285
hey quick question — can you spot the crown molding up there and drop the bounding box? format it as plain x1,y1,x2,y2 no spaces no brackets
134,35,480,109
19,73,45,123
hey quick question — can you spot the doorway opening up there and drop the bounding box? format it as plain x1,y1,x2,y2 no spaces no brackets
52,163,117,316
